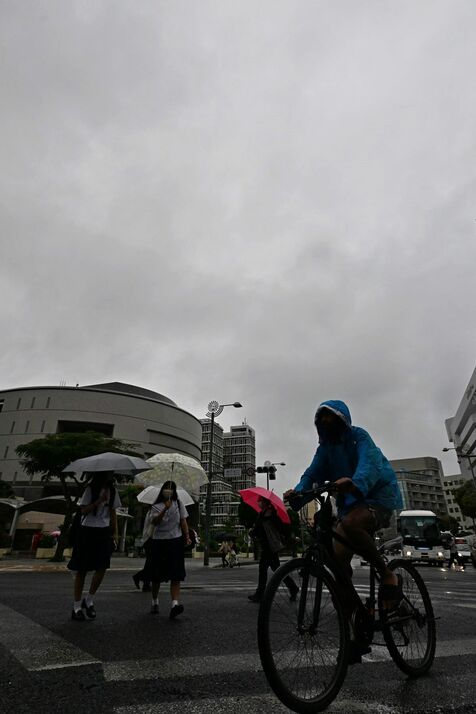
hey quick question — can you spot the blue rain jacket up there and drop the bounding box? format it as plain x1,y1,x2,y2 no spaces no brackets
294,399,403,516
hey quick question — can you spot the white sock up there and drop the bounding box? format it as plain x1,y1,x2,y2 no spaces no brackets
171,599,179,608
86,594,94,607
74,600,82,612
152,597,158,605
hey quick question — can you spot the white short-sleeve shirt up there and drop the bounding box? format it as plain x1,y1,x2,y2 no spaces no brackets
79,485,122,528
151,499,188,540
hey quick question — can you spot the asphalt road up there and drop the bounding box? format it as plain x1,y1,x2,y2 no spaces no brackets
0,558,475,714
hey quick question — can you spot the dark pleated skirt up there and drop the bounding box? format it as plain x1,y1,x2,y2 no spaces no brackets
67,526,113,572
142,536,186,583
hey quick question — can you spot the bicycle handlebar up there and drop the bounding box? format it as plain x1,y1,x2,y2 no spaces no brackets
284,481,337,503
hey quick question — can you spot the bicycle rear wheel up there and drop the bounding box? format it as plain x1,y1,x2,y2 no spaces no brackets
258,558,349,713
379,559,436,677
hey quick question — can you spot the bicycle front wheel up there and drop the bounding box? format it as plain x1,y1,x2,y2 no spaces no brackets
258,558,349,713
379,559,436,677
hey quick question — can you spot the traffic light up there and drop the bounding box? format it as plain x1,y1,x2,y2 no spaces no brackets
268,465,277,480
255,466,268,474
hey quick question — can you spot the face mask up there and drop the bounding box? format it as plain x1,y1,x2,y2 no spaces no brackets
162,489,173,500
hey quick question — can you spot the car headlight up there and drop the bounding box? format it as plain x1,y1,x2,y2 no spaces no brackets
437,552,444,557
406,550,412,556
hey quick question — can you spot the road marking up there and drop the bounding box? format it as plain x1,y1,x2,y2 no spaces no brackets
113,695,399,713
103,637,476,682
0,602,100,671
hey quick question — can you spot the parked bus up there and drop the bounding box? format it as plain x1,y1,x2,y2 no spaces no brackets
397,510,446,566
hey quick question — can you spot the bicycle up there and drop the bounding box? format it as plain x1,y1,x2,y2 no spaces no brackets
257,484,436,713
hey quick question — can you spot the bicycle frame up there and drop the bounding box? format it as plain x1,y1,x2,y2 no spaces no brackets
293,487,386,639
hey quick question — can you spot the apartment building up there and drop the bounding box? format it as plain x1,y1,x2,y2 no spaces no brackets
390,456,447,515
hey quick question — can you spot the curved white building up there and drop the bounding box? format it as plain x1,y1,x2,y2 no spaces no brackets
0,382,202,499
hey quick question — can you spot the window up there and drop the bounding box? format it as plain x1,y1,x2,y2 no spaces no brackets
25,420,30,433
16,398,21,409
40,420,46,433
0,400,4,412
3,446,8,458
46,397,51,408
10,421,15,434
31,397,36,408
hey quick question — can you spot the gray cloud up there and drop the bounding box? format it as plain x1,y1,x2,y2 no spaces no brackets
1,0,475,488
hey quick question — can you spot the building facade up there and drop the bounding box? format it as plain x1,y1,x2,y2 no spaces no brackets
442,473,470,529
445,365,476,484
390,456,447,515
199,420,256,534
0,382,202,499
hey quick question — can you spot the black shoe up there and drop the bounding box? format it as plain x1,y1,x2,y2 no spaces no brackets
71,608,86,622
248,594,262,603
169,604,184,619
150,604,159,615
289,587,299,602
81,599,96,619
348,641,372,665
132,573,141,590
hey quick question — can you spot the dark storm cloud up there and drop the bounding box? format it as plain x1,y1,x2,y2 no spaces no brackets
1,1,475,487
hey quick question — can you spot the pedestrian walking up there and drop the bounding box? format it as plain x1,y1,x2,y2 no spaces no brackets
141,480,191,618
67,472,121,621
248,496,298,603
448,536,465,571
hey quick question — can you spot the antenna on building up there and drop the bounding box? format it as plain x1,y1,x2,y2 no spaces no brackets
59,379,66,386
243,417,247,425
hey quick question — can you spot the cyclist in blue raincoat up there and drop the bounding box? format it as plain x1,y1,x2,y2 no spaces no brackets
285,399,404,662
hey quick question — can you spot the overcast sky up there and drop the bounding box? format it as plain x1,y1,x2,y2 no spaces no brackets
1,1,475,490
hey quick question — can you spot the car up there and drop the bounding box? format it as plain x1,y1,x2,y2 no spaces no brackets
454,537,471,565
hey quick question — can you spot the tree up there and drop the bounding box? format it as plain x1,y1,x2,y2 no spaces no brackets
16,432,141,561
438,514,460,536
453,481,476,529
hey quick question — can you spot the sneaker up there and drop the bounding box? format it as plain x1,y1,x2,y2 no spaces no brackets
169,603,184,619
71,608,86,622
348,641,372,665
132,573,141,590
81,599,96,619
248,594,262,603
150,604,159,615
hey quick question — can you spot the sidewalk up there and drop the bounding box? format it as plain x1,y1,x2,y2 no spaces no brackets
0,554,259,572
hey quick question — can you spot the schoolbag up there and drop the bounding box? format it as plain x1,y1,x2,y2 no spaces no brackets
142,510,155,542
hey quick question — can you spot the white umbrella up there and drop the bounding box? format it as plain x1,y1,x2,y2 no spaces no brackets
62,452,151,477
137,485,195,507
138,453,208,496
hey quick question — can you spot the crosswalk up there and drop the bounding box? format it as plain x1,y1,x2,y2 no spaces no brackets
2,576,476,714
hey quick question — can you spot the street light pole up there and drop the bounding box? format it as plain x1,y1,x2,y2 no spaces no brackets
442,446,476,485
203,400,242,567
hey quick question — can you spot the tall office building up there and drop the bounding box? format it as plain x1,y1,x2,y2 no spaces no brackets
223,422,256,492
199,419,256,533
390,456,447,515
445,365,476,485
199,419,224,477
444,366,476,529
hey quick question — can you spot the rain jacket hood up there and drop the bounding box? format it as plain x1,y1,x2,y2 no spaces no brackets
315,400,352,443
295,399,403,515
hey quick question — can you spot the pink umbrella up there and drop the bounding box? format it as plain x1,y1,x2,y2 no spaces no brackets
239,486,291,525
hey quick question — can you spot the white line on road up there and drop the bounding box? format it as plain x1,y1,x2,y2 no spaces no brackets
103,637,476,682
0,602,100,671
113,694,400,714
